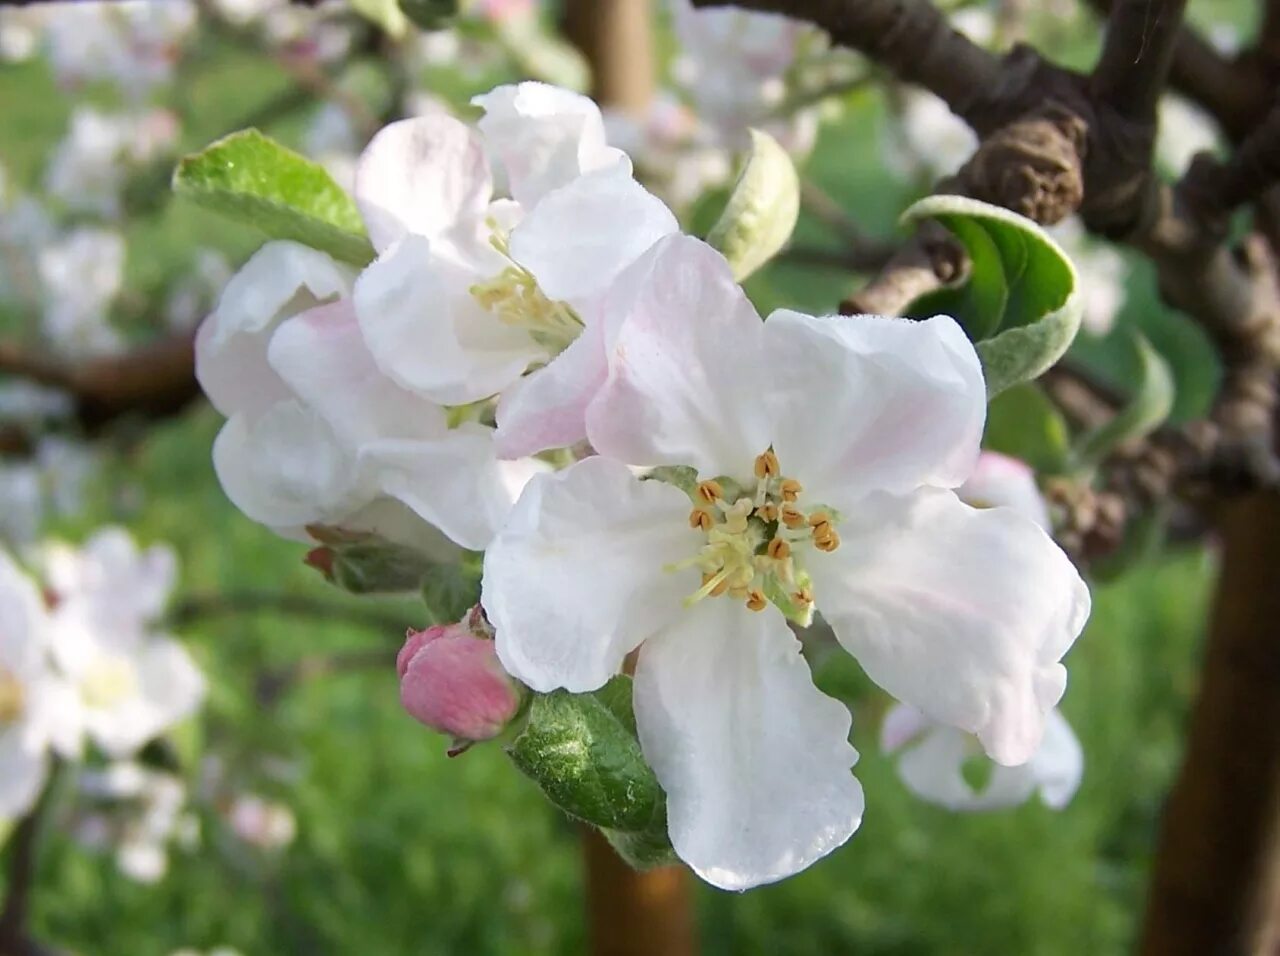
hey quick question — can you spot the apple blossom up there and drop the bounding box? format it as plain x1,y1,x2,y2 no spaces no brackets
197,240,544,554
397,615,525,750
483,234,1090,888
880,451,1084,812
45,107,178,219
881,703,1082,811
0,547,81,818
40,528,205,758
350,81,678,457
227,793,298,850
37,226,126,360
75,761,198,883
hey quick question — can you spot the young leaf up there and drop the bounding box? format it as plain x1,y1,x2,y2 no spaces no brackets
507,687,665,834
604,818,679,870
1072,335,1175,469
707,129,800,281
420,558,484,623
900,195,1082,396
173,130,375,266
984,383,1072,474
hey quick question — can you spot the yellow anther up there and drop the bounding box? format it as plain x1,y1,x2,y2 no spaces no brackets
766,538,791,561
696,479,724,503
0,670,24,724
814,530,842,552
792,586,814,605
689,508,713,531
745,588,768,612
779,478,802,501
754,449,780,479
807,510,830,528
756,502,778,523
780,503,806,528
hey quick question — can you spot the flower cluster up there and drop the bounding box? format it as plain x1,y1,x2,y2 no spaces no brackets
202,80,1090,890
0,527,205,821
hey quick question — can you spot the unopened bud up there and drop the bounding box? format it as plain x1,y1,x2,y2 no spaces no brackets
303,547,335,582
397,617,524,748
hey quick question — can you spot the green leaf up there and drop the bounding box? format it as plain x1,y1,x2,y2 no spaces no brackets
706,129,801,281
420,557,483,623
307,524,442,595
975,302,1082,398
1072,335,1175,469
173,130,375,266
399,0,457,29
507,685,665,833
604,820,679,870
983,383,1072,474
900,195,1082,397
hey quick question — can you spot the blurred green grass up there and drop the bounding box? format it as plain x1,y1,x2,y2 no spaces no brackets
1,18,1223,955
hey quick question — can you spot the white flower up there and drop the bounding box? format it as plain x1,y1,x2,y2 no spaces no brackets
40,528,204,758
76,761,195,883
45,108,178,219
483,234,1090,888
880,703,1082,811
227,793,297,849
197,241,543,552
350,81,678,457
1157,94,1222,174
37,227,126,360
879,451,1084,812
1046,217,1129,336
39,0,196,99
886,91,977,183
0,547,81,818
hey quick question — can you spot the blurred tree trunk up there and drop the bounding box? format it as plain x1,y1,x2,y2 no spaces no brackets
582,828,696,956
1140,493,1280,955
562,0,655,116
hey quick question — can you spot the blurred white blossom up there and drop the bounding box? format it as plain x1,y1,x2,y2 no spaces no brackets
38,227,126,360
45,107,178,218
227,793,297,850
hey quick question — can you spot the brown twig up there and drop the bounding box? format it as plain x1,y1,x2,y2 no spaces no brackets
0,768,64,956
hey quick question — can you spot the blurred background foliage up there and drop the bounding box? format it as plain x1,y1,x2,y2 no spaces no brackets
0,0,1248,951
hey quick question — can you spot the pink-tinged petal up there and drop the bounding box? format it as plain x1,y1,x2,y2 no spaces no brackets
353,235,543,406
634,599,862,890
959,451,1051,530
196,241,353,418
483,456,699,693
764,311,986,511
1030,708,1084,809
359,424,546,552
354,114,493,252
494,318,606,459
879,702,930,754
212,402,362,530
473,81,627,206
509,165,678,305
268,299,447,446
585,234,772,478
399,632,522,741
809,488,1089,766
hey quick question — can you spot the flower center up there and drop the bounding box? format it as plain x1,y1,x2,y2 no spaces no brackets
80,655,138,711
469,231,583,354
668,449,840,618
0,668,25,724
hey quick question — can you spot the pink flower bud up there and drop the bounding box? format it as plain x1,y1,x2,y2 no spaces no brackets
397,622,523,748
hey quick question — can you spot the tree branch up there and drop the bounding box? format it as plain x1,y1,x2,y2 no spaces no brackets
0,768,64,956
1090,0,1188,120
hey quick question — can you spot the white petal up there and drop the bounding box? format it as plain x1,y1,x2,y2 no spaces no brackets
353,114,492,252
958,451,1052,530
267,299,447,446
634,599,862,890
24,674,84,759
135,638,206,739
212,402,363,530
764,311,986,509
196,241,353,417
493,317,606,459
473,81,627,206
483,456,699,692
0,548,51,680
810,488,1089,766
893,719,1035,811
353,235,543,406
585,235,772,477
0,730,48,818
359,424,546,552
509,165,677,305
1030,708,1084,809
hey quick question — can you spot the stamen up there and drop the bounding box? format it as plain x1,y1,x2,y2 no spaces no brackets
766,538,791,560
779,478,802,501
756,502,778,523
793,586,814,605
754,449,780,479
814,530,842,552
745,588,767,612
689,508,713,530
696,479,724,503
780,503,806,528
